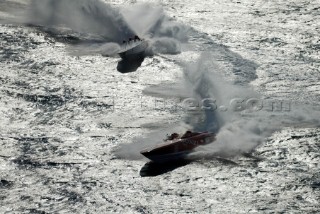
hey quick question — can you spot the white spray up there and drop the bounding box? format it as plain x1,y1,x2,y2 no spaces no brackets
116,52,320,159
2,0,190,56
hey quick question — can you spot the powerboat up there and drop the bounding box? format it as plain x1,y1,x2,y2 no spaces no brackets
140,131,216,163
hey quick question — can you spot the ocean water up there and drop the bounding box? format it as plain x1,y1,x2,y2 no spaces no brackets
0,0,319,213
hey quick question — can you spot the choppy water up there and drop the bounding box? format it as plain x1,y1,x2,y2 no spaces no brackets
0,0,319,213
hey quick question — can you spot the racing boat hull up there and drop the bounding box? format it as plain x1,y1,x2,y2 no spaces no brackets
140,132,216,163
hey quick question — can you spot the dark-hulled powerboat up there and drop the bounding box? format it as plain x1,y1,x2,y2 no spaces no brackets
140,131,216,163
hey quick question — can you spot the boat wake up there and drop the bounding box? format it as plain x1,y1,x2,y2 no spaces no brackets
0,0,189,61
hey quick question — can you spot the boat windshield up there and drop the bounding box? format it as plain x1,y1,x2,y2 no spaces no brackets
181,131,200,139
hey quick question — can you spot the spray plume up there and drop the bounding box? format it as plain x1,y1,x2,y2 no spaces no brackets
0,0,190,56
116,52,320,159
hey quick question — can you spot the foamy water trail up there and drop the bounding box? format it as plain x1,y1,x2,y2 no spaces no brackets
25,0,134,43
182,53,320,156
1,0,190,56
181,53,259,133
115,52,261,159
141,52,320,157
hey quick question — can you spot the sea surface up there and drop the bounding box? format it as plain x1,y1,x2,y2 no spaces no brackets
0,0,319,213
